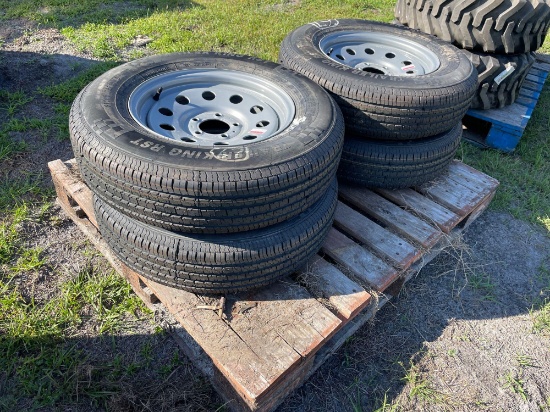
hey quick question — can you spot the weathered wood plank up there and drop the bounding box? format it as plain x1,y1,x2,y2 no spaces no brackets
333,202,420,268
522,78,542,90
446,161,500,196
243,280,342,356
515,95,537,107
299,255,372,320
339,187,443,248
145,277,341,407
321,228,399,292
525,70,548,84
375,188,461,234
460,191,496,231
467,101,527,128
416,169,495,217
144,279,299,406
49,159,97,227
527,67,548,79
447,161,499,187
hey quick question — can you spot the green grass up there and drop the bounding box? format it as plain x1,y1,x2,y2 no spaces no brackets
63,0,394,60
373,392,399,412
400,361,448,405
0,90,33,116
12,247,46,272
0,0,396,60
531,298,550,335
516,354,537,369
467,270,496,301
0,259,152,408
40,61,120,102
0,204,28,264
530,263,550,334
0,90,32,160
0,170,150,408
0,174,52,211
502,371,529,402
0,0,189,26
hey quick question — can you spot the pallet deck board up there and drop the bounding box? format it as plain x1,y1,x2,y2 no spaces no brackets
134,272,342,408
339,187,443,248
463,54,549,152
374,188,461,234
321,228,400,292
333,202,420,269
417,162,497,217
298,256,372,321
48,158,499,412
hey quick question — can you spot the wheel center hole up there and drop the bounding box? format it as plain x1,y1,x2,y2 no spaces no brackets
199,119,231,135
363,67,385,74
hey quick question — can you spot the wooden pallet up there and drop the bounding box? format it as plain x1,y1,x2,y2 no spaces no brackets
48,159,499,412
463,53,550,152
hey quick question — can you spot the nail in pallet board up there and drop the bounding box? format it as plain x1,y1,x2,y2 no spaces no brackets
463,53,550,152
48,158,499,412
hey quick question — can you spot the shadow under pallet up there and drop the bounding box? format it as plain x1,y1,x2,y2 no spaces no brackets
463,53,550,152
48,159,499,412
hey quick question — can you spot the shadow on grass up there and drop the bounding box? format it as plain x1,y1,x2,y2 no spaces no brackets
0,331,223,411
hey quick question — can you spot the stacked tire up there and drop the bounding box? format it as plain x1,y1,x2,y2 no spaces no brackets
279,19,477,188
69,52,345,294
395,0,550,109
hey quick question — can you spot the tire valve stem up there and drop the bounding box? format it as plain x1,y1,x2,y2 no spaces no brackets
152,87,163,101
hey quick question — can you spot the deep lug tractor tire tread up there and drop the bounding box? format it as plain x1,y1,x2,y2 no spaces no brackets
462,49,536,109
80,158,336,233
338,123,462,188
69,52,344,232
94,179,338,293
395,0,550,54
279,19,477,140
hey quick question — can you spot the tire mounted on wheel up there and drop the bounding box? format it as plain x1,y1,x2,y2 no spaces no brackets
70,52,344,233
279,19,477,140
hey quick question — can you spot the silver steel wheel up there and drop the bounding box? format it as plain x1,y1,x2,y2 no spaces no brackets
319,31,440,76
129,69,296,147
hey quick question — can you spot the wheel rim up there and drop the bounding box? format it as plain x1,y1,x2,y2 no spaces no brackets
129,69,296,147
319,31,440,76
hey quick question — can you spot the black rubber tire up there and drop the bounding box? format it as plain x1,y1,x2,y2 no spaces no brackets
94,178,338,294
279,19,477,140
338,122,462,189
462,49,536,109
395,0,550,54
80,157,337,233
70,52,344,234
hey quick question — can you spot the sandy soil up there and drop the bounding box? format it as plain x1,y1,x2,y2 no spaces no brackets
1,19,549,412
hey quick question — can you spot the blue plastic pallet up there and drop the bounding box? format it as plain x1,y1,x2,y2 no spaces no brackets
463,54,550,152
